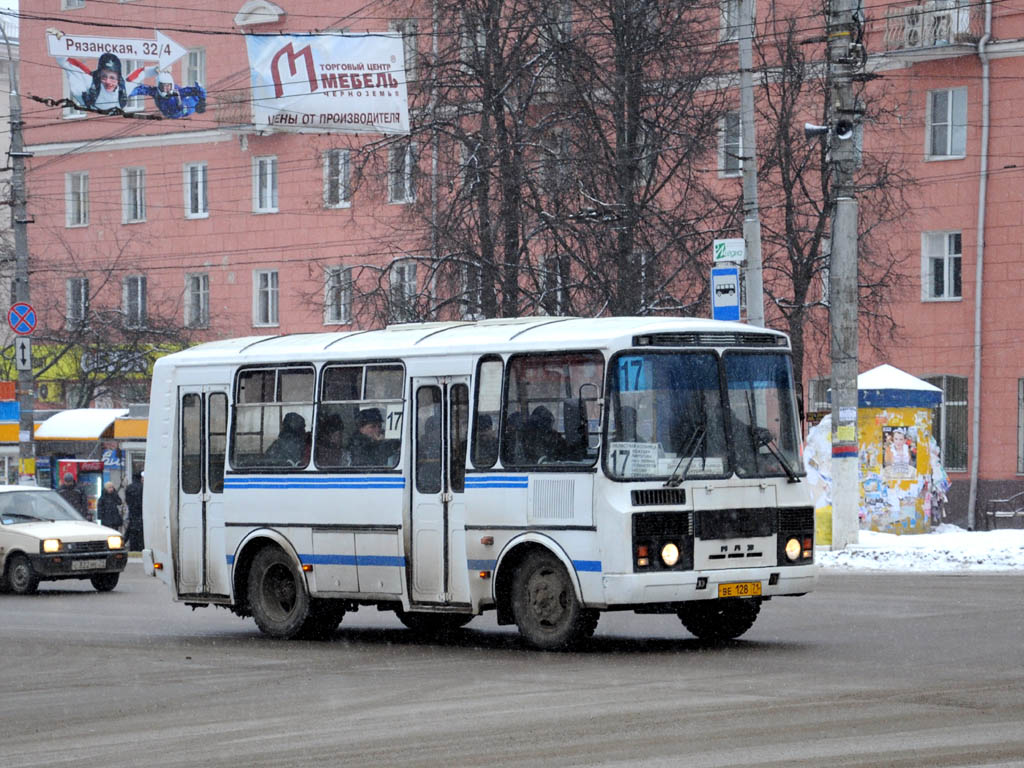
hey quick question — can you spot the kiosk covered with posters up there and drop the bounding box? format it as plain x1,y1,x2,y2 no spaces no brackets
804,365,948,542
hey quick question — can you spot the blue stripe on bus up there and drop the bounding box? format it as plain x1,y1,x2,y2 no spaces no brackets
467,559,497,570
573,560,602,572
465,476,528,489
225,553,406,567
224,477,405,490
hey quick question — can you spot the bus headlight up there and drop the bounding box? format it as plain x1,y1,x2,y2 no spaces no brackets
660,542,680,567
784,537,801,562
43,538,62,553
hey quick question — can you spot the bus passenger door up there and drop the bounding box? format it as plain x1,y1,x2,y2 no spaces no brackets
409,377,471,606
177,387,229,599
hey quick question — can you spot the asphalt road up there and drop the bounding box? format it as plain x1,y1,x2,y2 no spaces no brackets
2,565,1022,768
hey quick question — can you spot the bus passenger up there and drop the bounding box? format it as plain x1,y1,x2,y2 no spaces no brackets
266,412,307,466
315,413,350,467
523,405,565,462
348,408,385,466
474,414,499,466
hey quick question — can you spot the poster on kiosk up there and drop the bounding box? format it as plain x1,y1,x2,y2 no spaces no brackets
58,459,105,521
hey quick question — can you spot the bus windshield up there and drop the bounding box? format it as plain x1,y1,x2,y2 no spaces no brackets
605,350,802,481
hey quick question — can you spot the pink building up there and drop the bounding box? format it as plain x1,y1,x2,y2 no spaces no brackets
17,1,1024,523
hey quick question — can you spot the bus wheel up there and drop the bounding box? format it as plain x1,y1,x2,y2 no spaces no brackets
677,598,761,641
395,609,473,637
248,546,311,639
511,550,598,650
6,554,40,595
90,572,120,592
297,599,346,640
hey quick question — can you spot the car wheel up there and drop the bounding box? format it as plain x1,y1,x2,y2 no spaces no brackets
6,553,40,595
90,572,120,592
247,546,312,639
677,598,761,641
511,550,598,651
394,609,474,637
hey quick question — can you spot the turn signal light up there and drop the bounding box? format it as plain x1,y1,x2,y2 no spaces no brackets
479,571,491,579
301,564,313,572
153,562,163,570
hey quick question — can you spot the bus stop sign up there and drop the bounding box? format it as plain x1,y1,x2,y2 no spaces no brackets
8,302,36,335
710,266,741,322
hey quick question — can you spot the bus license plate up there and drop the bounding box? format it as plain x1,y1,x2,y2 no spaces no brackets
718,581,762,598
72,558,106,571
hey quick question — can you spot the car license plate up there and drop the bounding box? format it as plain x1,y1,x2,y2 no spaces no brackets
718,581,762,598
71,558,106,571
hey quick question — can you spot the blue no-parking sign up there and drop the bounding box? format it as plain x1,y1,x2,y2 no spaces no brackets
8,302,36,335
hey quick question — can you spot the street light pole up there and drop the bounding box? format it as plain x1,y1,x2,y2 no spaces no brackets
826,0,861,549
2,23,35,485
738,0,764,328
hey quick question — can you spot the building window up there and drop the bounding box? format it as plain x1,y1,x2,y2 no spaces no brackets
66,277,89,328
720,110,742,177
124,275,147,328
323,149,351,208
66,172,89,227
721,0,743,41
122,167,146,223
62,0,85,9
807,376,830,413
927,87,967,159
123,59,144,111
184,162,208,218
324,266,352,325
922,231,962,300
185,272,210,328
253,269,279,326
390,261,417,322
388,143,416,204
185,48,206,86
389,19,418,82
253,156,278,213
923,375,967,472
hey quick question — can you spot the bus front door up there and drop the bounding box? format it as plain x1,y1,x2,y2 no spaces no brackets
177,387,229,599
409,377,471,606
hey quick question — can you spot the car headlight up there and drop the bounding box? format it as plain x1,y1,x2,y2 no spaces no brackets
660,542,680,567
785,537,801,562
43,538,62,553
107,535,123,550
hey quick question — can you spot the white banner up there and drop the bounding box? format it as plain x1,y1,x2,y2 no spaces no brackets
246,34,409,135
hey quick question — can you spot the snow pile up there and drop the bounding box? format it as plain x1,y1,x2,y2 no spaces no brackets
817,524,1024,571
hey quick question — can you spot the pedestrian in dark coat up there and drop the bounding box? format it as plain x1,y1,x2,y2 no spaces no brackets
125,472,144,550
58,472,90,520
97,482,124,531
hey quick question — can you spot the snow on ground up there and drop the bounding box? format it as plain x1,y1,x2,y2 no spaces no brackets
817,524,1024,571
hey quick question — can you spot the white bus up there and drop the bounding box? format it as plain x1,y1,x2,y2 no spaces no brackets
142,316,815,649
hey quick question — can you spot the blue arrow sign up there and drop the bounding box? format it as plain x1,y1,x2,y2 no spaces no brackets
8,302,37,335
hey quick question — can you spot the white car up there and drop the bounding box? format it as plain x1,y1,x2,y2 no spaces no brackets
0,485,128,594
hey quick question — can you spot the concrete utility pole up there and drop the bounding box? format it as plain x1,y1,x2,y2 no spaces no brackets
825,0,862,549
2,25,35,486
738,0,764,328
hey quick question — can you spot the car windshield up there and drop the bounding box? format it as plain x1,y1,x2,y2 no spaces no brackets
0,490,85,524
605,350,803,481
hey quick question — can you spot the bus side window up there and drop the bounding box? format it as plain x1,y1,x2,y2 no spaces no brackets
472,356,503,469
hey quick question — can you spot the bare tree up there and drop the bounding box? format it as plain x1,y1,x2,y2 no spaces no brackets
751,2,913,387
1,235,195,407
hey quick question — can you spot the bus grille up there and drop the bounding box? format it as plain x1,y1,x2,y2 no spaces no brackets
778,508,814,533
631,488,686,507
633,332,787,348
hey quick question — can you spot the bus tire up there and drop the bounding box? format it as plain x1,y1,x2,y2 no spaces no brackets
90,572,120,592
677,598,761,641
511,550,598,650
248,546,312,639
297,599,346,640
395,609,473,637
6,553,40,595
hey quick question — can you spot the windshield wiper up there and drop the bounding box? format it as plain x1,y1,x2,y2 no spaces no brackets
3,512,46,522
664,423,707,488
752,427,801,483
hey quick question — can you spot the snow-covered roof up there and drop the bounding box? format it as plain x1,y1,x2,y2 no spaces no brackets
34,408,129,440
858,364,943,392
